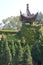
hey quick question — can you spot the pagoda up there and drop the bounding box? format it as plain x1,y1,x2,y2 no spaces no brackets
20,4,38,24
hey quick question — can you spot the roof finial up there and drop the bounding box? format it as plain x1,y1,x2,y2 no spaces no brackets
26,4,31,16
20,10,22,15
27,4,29,9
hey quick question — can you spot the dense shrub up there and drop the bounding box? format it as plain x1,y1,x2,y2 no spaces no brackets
0,23,43,65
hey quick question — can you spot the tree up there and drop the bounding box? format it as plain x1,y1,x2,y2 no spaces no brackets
22,44,32,65
31,43,41,65
2,16,22,30
39,45,43,65
2,39,12,65
0,40,4,65
10,40,15,65
15,43,23,65
36,12,43,24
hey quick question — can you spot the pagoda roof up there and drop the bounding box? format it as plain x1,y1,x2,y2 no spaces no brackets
20,4,38,24
20,12,38,24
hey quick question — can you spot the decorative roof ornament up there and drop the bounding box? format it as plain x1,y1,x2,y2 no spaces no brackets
26,4,31,16
20,4,38,24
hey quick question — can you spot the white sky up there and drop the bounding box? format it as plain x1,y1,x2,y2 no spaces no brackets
0,0,43,22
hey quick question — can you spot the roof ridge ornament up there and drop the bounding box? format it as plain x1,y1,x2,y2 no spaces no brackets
26,4,31,16
20,4,38,24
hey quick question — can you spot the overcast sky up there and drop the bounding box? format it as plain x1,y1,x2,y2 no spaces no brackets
0,0,43,22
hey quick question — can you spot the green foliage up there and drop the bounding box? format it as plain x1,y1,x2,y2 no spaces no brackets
15,42,23,65
19,23,40,46
39,45,43,64
36,12,43,24
22,44,32,65
31,43,41,62
10,40,15,65
0,38,12,65
0,16,43,65
2,16,22,30
0,40,3,65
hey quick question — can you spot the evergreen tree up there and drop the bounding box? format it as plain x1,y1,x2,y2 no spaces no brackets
17,42,23,65
11,40,15,65
32,43,41,64
3,39,12,65
15,41,23,65
40,45,43,65
0,40,3,65
22,44,32,65
14,42,18,65
21,36,26,47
